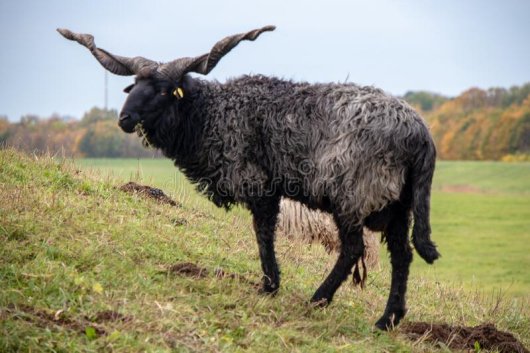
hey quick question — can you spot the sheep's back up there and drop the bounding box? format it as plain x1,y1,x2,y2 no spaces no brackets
206,76,431,219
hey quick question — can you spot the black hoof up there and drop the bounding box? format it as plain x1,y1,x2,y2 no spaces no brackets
375,311,405,331
258,280,279,296
309,297,329,308
375,317,393,331
310,287,334,307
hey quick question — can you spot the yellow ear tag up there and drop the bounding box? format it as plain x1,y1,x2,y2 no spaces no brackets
173,87,184,99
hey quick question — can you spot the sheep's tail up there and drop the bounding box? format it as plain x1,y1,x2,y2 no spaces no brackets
410,138,440,264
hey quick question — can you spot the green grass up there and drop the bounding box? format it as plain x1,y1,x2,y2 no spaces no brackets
1,150,529,352
77,158,250,220
432,160,530,194
414,192,530,296
78,158,530,298
426,161,530,297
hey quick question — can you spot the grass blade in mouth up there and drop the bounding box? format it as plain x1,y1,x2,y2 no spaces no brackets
135,122,153,148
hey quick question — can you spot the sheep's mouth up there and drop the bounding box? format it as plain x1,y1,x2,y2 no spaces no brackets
118,113,141,134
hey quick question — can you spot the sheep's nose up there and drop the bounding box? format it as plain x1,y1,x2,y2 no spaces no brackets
119,112,131,122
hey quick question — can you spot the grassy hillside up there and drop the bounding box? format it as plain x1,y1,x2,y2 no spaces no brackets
1,150,529,352
79,158,530,297
433,160,530,194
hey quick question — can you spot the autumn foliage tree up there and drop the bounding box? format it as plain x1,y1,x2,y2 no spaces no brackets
1,83,529,160
0,108,155,158
423,83,530,160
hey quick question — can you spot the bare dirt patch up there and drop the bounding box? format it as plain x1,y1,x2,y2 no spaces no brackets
4,304,135,337
401,321,528,353
168,262,209,278
5,304,106,336
119,182,181,207
166,262,258,286
91,310,132,323
170,217,188,226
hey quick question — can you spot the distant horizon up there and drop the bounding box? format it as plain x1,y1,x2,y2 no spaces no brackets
3,80,528,122
1,0,529,121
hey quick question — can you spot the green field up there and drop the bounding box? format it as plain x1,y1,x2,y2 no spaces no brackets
1,151,529,352
78,158,530,298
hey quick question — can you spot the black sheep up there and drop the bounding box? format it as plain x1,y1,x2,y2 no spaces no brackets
58,26,440,330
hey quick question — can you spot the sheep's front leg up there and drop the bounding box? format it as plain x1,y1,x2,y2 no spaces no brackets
250,198,281,294
311,224,364,305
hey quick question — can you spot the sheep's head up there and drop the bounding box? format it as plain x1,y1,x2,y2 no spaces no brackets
57,26,275,133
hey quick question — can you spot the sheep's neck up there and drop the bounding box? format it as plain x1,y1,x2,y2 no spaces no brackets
147,82,213,177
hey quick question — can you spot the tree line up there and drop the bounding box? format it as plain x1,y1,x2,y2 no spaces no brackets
0,108,157,158
1,83,529,160
406,83,530,160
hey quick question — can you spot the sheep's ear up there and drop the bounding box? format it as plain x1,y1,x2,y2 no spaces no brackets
158,25,275,79
123,84,135,93
57,28,157,76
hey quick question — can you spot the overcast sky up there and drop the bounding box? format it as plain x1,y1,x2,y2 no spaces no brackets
0,0,529,121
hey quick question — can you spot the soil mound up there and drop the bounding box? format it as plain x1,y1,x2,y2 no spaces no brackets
119,182,180,207
168,262,209,278
401,321,528,353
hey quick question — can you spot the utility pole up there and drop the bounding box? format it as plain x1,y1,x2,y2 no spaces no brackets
104,70,108,110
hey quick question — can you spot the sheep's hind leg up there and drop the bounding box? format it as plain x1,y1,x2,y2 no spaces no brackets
375,206,412,330
250,198,281,294
310,223,364,305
